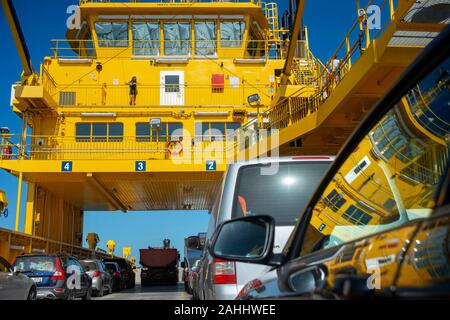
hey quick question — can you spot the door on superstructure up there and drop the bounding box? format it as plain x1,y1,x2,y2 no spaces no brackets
160,71,184,106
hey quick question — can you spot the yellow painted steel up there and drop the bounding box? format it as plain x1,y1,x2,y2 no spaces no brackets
123,246,131,259
86,233,100,250
0,189,7,213
238,0,445,159
107,240,116,255
14,172,23,231
24,183,35,234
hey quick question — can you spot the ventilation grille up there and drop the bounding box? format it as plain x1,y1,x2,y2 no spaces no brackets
59,92,76,106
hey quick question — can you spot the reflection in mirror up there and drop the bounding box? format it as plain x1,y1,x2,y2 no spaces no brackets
213,218,269,259
302,57,449,255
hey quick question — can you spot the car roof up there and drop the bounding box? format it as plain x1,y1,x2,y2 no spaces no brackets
16,253,71,258
228,156,335,169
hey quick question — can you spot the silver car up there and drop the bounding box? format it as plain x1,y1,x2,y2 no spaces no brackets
0,255,36,300
199,156,334,300
80,260,113,297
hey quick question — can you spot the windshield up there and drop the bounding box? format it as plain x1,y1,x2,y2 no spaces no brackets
80,262,98,272
103,259,127,271
14,256,56,273
104,263,117,272
232,161,331,226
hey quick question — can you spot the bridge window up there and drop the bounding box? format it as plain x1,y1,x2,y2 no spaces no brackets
165,75,180,93
136,123,183,142
95,22,128,47
220,21,245,47
136,123,151,142
109,123,124,142
92,123,107,142
195,122,241,141
132,22,160,56
323,189,346,213
246,26,264,58
76,123,91,142
342,205,372,226
195,21,217,56
164,22,191,56
76,123,124,142
168,123,183,141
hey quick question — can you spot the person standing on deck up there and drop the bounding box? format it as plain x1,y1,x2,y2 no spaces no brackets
127,76,139,106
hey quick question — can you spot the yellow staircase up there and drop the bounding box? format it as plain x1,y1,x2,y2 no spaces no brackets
239,0,448,158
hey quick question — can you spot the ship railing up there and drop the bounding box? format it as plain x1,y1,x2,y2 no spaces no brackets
40,66,58,97
41,81,272,107
80,0,262,5
0,228,121,263
49,39,308,61
1,134,242,162
249,0,401,133
406,84,450,140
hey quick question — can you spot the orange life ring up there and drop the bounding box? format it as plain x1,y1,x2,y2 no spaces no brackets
167,141,183,157
2,146,12,160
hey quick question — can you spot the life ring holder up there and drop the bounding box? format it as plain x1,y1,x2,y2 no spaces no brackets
2,145,13,160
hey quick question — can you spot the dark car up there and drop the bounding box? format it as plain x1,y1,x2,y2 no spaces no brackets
14,254,92,300
103,258,135,288
209,26,450,300
104,262,125,291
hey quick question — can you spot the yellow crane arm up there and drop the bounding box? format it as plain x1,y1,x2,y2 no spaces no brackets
1,0,33,77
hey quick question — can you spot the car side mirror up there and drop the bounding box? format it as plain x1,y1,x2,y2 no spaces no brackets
209,215,277,265
13,266,20,275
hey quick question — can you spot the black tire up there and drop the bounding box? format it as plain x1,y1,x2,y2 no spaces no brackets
66,290,75,300
97,283,104,297
82,287,92,301
108,281,113,295
27,286,37,300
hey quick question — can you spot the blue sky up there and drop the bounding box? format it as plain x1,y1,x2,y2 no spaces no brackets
0,0,365,260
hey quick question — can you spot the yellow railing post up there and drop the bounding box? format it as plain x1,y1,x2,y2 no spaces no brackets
346,37,351,72
389,0,395,21
15,171,23,232
365,23,371,49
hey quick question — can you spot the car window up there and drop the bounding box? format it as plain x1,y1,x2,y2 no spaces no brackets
104,263,115,273
68,258,82,273
81,261,98,271
14,256,56,273
300,56,450,256
233,162,331,226
104,259,126,271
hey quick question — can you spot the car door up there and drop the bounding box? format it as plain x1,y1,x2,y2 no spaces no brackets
0,257,14,299
0,257,25,300
75,259,90,295
393,206,450,298
274,29,450,300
